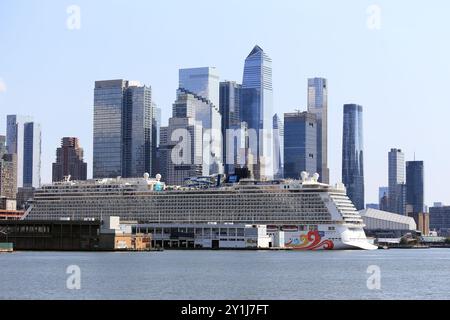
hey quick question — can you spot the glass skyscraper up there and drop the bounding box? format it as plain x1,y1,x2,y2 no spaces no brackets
178,67,222,175
342,104,364,210
308,78,329,184
388,148,406,214
273,113,284,179
406,160,424,214
241,45,274,180
179,67,220,111
171,88,221,177
219,81,242,175
6,115,41,188
93,80,154,179
283,111,317,179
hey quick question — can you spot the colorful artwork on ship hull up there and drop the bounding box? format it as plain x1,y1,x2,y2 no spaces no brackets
285,230,334,250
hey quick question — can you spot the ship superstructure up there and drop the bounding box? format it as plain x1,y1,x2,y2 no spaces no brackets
25,172,377,250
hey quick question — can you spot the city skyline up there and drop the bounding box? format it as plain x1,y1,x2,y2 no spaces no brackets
0,1,449,206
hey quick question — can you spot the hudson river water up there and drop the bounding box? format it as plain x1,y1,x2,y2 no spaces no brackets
1,249,449,300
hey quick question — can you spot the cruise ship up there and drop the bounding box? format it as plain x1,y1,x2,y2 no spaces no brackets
25,172,377,250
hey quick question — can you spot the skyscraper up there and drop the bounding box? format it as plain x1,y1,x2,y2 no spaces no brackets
93,80,154,178
0,136,16,200
123,84,153,178
151,104,161,176
0,135,6,157
308,78,329,184
172,88,222,176
52,137,87,182
163,116,203,186
178,68,222,174
406,160,424,214
0,153,17,200
379,186,389,211
219,81,242,175
388,148,406,214
273,113,284,179
342,104,364,210
6,115,41,188
153,104,161,148
179,67,220,109
241,45,274,180
283,111,317,179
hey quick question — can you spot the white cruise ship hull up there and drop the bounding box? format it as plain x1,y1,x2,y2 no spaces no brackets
282,225,378,250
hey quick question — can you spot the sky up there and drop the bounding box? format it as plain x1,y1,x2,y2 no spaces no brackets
0,0,449,206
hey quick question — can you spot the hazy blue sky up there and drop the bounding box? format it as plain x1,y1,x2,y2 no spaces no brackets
0,0,448,206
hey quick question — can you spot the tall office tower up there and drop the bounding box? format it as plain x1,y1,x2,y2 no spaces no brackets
153,104,161,148
123,84,153,178
342,104,364,210
0,135,6,157
156,126,170,180
219,81,242,175
283,111,317,179
52,137,87,182
0,153,17,200
93,80,128,178
378,186,389,211
178,68,222,174
170,89,221,177
430,206,450,235
93,80,154,178
273,113,284,179
0,136,17,200
164,117,203,185
151,104,161,176
406,160,424,214
179,67,220,109
7,115,41,188
241,45,274,180
388,148,406,214
308,78,329,184
223,122,252,178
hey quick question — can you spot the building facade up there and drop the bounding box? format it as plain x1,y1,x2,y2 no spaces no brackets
273,113,284,179
0,136,13,204
177,68,223,176
429,206,450,235
93,80,154,179
179,67,220,109
6,115,41,188
171,88,222,177
406,160,424,214
388,148,406,214
219,81,242,175
52,137,87,182
307,78,329,184
283,111,317,179
151,104,161,176
0,153,17,200
241,45,274,180
341,104,364,210
0,135,6,157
